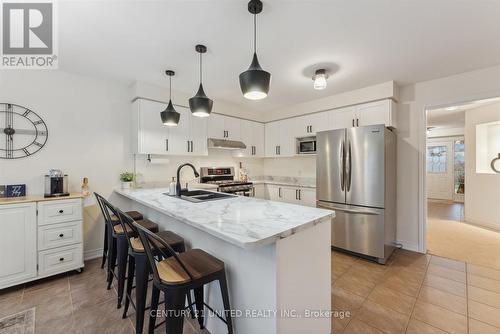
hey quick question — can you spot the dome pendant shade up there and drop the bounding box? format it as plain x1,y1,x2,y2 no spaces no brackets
160,100,180,126
189,83,213,117
239,53,271,100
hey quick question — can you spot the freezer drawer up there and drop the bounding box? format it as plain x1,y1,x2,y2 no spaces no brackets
317,201,385,260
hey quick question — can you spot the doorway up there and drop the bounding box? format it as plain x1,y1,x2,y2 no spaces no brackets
425,97,500,268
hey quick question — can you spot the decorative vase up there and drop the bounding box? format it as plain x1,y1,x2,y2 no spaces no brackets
121,181,132,189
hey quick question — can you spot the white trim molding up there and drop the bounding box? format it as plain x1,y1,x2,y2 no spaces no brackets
84,248,103,261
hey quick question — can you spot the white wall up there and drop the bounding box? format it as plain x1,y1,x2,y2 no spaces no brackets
399,64,500,252
0,70,132,255
464,102,500,230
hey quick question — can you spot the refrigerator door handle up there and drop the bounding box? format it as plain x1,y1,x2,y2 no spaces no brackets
346,140,352,191
340,141,345,191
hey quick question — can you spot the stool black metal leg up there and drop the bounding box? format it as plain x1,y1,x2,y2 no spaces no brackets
186,290,195,319
148,285,160,334
193,287,204,329
116,235,129,308
218,272,234,334
107,235,117,290
165,289,187,334
135,254,149,334
101,224,108,268
122,254,136,319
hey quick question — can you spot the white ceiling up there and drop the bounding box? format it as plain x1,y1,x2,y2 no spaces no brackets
427,98,500,128
58,0,500,112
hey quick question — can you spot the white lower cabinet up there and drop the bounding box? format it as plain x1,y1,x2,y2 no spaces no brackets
0,197,83,289
0,203,37,289
263,184,316,207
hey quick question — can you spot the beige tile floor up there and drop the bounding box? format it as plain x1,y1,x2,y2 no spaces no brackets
332,249,500,334
2,249,500,334
427,201,500,269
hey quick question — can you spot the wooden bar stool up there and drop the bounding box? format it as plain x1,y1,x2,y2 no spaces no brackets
94,193,159,307
100,209,143,268
114,208,190,334
135,222,234,334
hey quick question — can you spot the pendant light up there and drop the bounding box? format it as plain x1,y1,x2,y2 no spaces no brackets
239,0,271,100
160,70,180,126
189,44,213,117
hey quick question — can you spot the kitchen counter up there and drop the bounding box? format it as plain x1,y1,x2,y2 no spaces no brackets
114,187,333,334
115,187,331,249
250,176,316,188
0,193,84,205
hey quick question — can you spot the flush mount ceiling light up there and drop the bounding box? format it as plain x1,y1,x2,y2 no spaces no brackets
445,106,459,111
312,69,328,90
160,70,180,126
189,44,213,117
239,0,271,100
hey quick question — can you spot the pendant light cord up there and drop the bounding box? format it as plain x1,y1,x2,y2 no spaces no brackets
199,52,202,84
169,76,172,100
253,12,257,54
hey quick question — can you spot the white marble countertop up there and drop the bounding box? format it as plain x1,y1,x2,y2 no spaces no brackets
250,176,316,189
115,187,333,249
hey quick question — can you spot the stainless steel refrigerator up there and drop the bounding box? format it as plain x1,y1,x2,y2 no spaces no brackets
316,124,396,264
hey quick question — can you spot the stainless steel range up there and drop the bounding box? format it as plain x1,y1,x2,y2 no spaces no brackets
199,167,254,197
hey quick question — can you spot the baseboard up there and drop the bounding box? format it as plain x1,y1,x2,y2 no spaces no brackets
463,218,500,232
396,240,420,253
84,248,103,261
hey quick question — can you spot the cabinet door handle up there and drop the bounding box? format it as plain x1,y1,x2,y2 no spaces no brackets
58,209,64,214
191,141,194,152
59,233,64,238
59,257,64,262
298,189,301,200
295,189,298,200
352,119,355,127
356,118,359,127
278,187,282,198
278,146,281,155
275,146,278,155
165,139,169,151
187,141,190,152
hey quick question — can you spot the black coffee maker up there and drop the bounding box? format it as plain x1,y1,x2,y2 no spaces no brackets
44,169,70,198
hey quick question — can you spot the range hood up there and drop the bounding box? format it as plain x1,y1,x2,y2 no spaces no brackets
207,138,246,150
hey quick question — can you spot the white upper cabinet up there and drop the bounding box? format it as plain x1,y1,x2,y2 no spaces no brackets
133,99,170,155
327,100,396,130
265,118,295,157
133,99,207,156
234,119,264,157
293,111,330,138
355,100,396,128
328,106,357,130
208,114,241,140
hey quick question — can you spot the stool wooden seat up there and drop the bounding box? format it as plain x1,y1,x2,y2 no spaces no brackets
135,223,234,334
130,231,184,253
111,210,143,223
157,249,224,285
113,218,158,235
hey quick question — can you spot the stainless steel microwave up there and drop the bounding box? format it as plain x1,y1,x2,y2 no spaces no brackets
297,137,316,154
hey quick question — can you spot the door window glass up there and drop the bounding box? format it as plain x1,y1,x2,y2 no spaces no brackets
427,146,448,173
454,140,465,194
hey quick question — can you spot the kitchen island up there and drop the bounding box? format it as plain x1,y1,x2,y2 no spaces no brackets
113,187,333,334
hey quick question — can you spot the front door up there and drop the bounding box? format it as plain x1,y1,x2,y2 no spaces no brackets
426,141,454,200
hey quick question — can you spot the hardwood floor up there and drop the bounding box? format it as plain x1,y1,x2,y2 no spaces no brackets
427,200,500,269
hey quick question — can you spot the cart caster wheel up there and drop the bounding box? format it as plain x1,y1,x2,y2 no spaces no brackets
76,267,84,274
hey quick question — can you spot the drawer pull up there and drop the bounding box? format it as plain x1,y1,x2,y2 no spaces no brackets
58,210,64,214
59,257,64,262
59,233,64,238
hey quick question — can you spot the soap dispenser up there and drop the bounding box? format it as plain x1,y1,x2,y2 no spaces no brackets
169,177,177,195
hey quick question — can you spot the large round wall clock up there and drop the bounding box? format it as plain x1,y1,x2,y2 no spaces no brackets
0,103,48,159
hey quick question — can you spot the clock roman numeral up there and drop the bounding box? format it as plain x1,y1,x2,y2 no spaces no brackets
22,148,31,156
23,110,31,117
34,120,43,125
33,142,43,147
